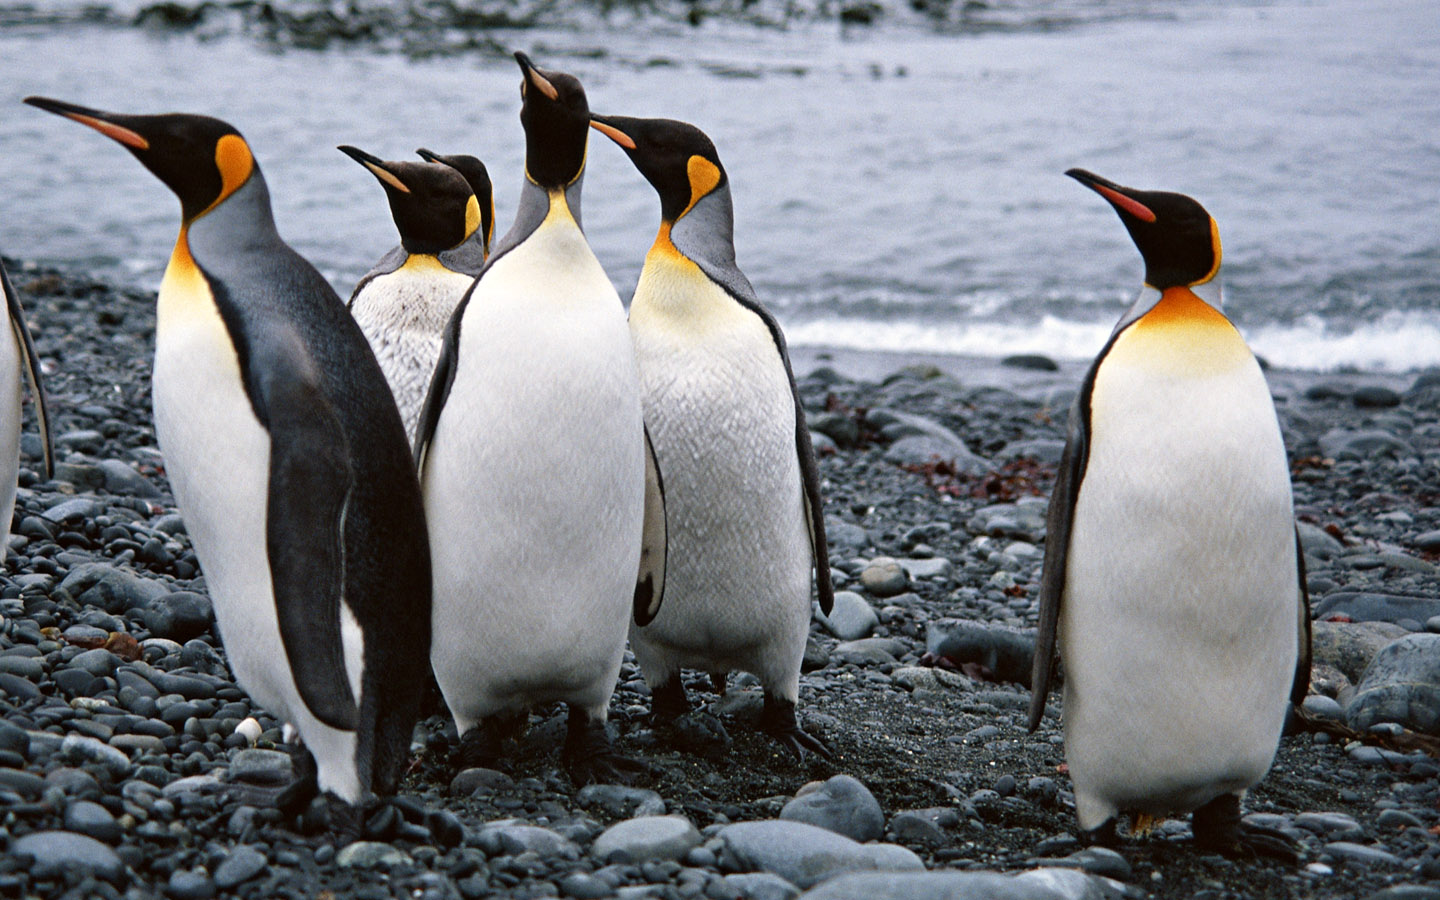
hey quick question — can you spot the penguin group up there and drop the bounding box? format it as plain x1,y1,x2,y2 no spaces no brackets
8,47,1310,860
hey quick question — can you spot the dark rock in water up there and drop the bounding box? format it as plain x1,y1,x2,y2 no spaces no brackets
1347,633,1440,735
213,846,267,890
780,775,885,842
1000,353,1059,371
11,830,127,884
1352,385,1401,408
145,592,214,641
923,622,1035,687
1314,592,1440,627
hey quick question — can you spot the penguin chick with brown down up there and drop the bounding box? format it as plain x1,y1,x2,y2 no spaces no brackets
590,113,833,760
340,145,492,444
1029,168,1311,859
25,97,433,837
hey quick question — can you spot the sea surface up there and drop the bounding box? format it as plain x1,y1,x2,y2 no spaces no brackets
0,0,1436,372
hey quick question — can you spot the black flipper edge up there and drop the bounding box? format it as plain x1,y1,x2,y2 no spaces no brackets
0,260,53,479
634,423,667,626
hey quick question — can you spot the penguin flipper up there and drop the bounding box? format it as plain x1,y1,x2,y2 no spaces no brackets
0,260,53,479
1291,526,1313,706
1028,394,1090,733
634,424,667,626
346,246,408,311
257,333,360,732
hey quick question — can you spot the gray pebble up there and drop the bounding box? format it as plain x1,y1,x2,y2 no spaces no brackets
1323,841,1403,867
780,775,885,842
11,830,127,884
593,815,702,863
724,873,800,900
227,748,292,785
858,559,908,597
716,820,923,890
478,823,581,860
145,592,214,642
795,867,1119,899
1346,633,1440,735
98,459,162,498
336,841,412,868
819,592,878,641
213,846,267,889
1295,811,1366,842
577,783,667,817
165,869,216,900
64,799,123,843
69,648,120,677
61,733,133,778
559,872,613,899
451,766,515,796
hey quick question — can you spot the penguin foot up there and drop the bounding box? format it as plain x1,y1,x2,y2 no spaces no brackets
651,677,691,725
272,746,320,819
455,711,526,772
664,711,732,757
1193,794,1303,864
760,693,830,762
300,793,363,844
1077,817,1121,849
563,709,648,785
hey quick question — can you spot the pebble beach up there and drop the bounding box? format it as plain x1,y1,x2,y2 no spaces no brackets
0,260,1436,899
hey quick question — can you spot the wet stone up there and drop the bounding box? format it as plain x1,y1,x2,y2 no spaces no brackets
780,775,885,843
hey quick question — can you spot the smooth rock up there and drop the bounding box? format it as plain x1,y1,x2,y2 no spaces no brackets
213,846,267,889
1295,812,1366,842
1323,841,1403,867
819,592,878,641
1296,521,1345,559
228,748,292,785
144,592,214,642
336,841,413,868
69,648,120,677
1310,620,1409,681
724,872,801,900
1317,429,1415,461
967,502,1047,542
1347,633,1440,735
592,815,702,863
780,775,885,842
577,783,666,817
894,557,952,580
43,497,103,524
61,733,133,777
11,830,127,884
54,563,170,614
165,869,216,900
858,559,908,597
451,767,515,796
717,820,923,890
797,867,1127,900
64,799,123,843
833,638,904,666
890,666,974,692
478,823,582,860
1352,385,1402,408
99,459,163,498
1315,592,1440,627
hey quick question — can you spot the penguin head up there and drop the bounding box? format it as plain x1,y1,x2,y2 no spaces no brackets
24,96,256,224
589,114,728,224
1067,168,1221,290
339,145,479,255
514,52,590,190
416,149,495,253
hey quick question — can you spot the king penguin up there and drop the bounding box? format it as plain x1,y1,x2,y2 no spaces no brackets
0,257,54,548
415,53,663,782
589,114,833,759
1028,168,1311,857
340,144,491,443
24,97,433,827
416,148,496,244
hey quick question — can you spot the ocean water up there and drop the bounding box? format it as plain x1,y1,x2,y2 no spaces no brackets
0,0,1436,372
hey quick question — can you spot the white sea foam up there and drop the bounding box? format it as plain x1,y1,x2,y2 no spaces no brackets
784,309,1440,374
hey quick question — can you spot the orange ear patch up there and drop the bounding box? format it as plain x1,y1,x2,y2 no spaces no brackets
682,155,721,218
213,134,254,205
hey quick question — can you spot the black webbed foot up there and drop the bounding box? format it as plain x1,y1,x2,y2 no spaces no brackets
455,711,526,772
1193,794,1303,864
564,706,648,785
651,677,691,725
1078,816,1121,849
760,693,830,762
